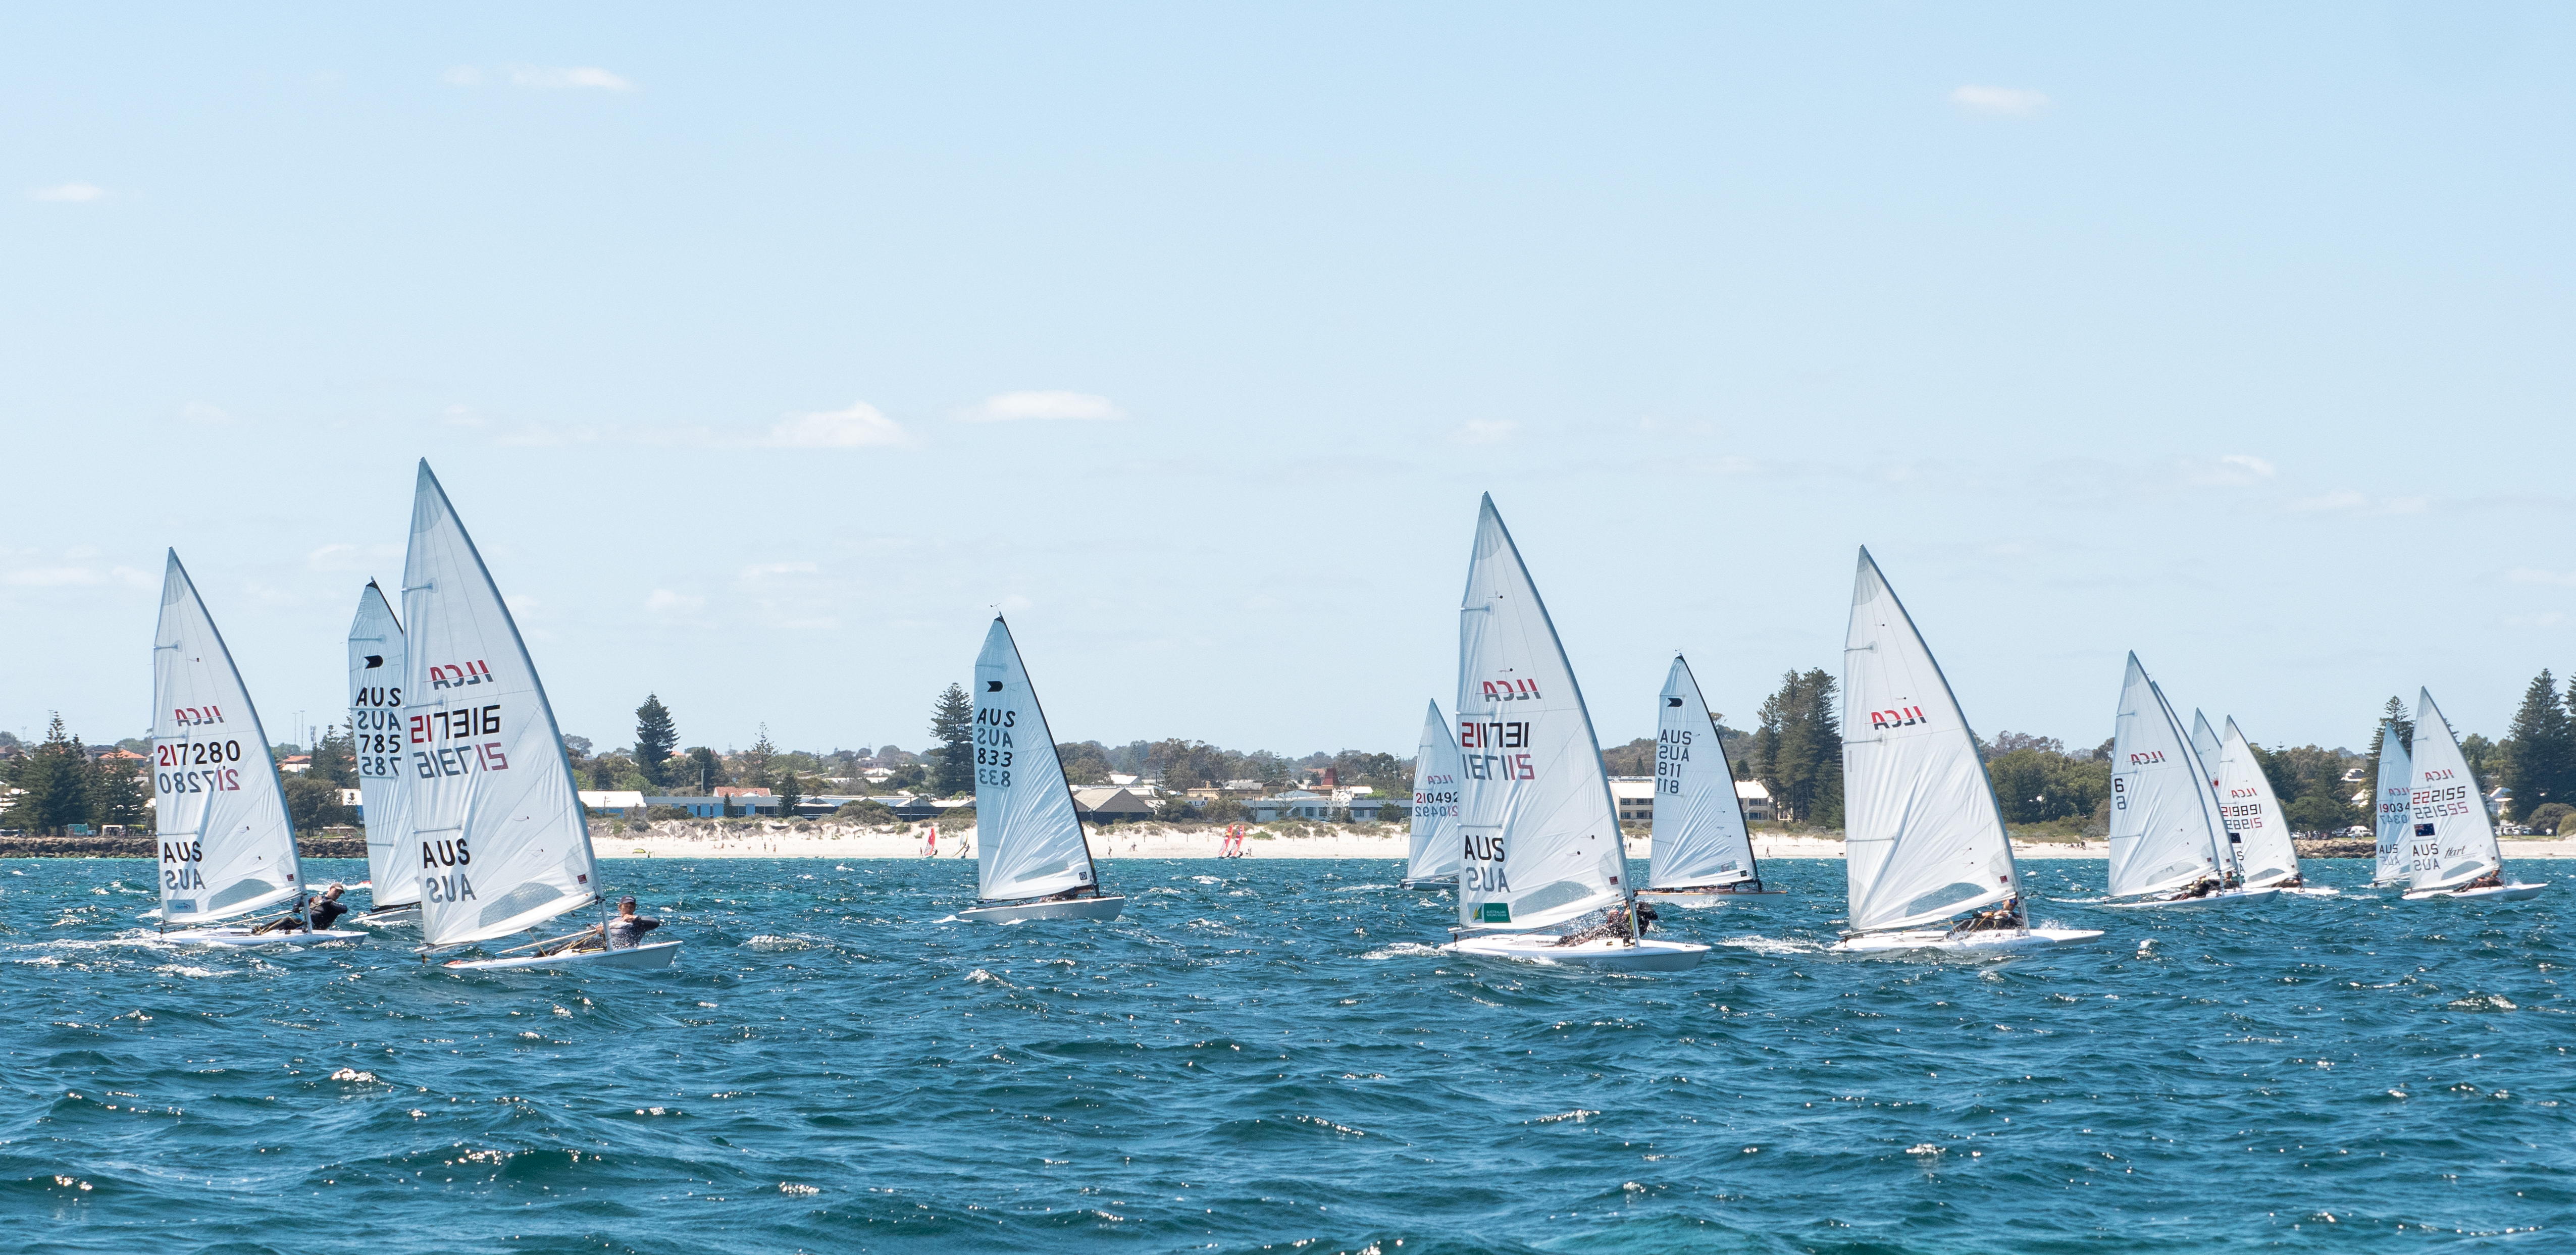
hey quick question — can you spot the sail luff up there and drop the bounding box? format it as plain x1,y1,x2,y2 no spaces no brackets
152,551,305,925
2407,689,2501,891
1649,655,1758,890
405,461,600,949
348,581,414,907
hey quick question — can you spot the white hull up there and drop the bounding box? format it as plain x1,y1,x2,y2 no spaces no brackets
1831,926,2103,954
345,904,420,926
2104,886,2280,909
162,927,368,947
2271,885,2341,898
2403,881,2547,903
446,940,683,971
1638,885,1786,899
1438,934,1709,971
960,895,1127,924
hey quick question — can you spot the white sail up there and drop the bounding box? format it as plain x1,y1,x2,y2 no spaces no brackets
2217,717,2300,887
2372,723,2412,886
151,552,304,925
2105,654,2227,898
1840,549,2019,932
404,462,600,949
1406,701,1464,883
2407,689,2500,891
347,581,414,907
1650,655,1757,891
1454,496,1626,931
972,616,1099,902
2191,711,2223,790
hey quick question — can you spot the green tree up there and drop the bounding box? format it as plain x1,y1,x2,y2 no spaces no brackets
1,715,95,833
281,772,356,831
738,726,778,792
634,695,677,789
929,684,975,797
681,746,725,794
1057,741,1114,786
1748,669,1842,826
777,766,804,816
2499,670,2572,820
88,756,150,829
2248,743,2362,834
310,724,356,788
2361,696,2415,796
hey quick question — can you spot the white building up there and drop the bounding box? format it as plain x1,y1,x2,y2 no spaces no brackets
1608,777,1775,823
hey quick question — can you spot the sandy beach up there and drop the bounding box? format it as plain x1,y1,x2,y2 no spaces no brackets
595,819,2576,862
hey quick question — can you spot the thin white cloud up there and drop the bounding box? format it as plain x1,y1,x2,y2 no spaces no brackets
953,391,1127,424
510,66,634,91
1449,420,1519,446
180,402,232,424
645,589,705,614
2507,568,2576,587
2220,454,2276,478
1951,85,2049,116
763,402,913,449
30,183,106,203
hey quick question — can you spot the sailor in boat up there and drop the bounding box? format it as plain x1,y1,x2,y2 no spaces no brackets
543,897,663,955
2169,876,2223,901
1552,901,1659,947
2459,869,2506,892
1946,897,2024,935
250,884,350,934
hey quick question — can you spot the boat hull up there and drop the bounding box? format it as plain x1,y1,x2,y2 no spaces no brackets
1831,926,2103,954
1398,878,1456,890
1638,885,1786,900
1438,934,1709,971
162,927,369,947
2104,886,2280,909
961,895,1127,924
446,940,684,971
2402,881,2548,903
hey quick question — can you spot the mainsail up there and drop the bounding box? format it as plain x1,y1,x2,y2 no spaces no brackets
152,552,303,925
1406,701,1464,883
2372,722,2412,886
1840,549,2019,932
2191,711,2223,791
2217,717,2300,887
404,461,600,949
972,616,1099,902
1454,496,1626,931
2105,655,2227,897
347,581,414,907
2407,689,2500,892
1650,654,1757,891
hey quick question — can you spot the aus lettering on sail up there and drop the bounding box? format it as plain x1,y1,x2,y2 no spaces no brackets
1655,727,1694,795
351,677,404,779
1461,831,1509,893
421,833,477,904
974,696,1019,788
1866,705,1930,730
1458,719,1534,781
161,839,207,892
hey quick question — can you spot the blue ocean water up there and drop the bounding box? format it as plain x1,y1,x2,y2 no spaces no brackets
1,855,2565,1253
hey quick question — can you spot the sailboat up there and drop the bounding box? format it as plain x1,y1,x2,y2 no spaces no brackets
2212,716,2313,892
2401,688,2546,902
2104,656,2275,907
1639,654,1778,899
1831,549,2099,953
1437,497,1707,971
342,581,418,925
2370,721,2412,889
151,552,363,946
1400,700,1464,889
402,462,679,970
959,615,1124,923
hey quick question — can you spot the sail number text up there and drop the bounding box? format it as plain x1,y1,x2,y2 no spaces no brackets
155,739,244,796
1460,720,1535,782
974,705,1018,788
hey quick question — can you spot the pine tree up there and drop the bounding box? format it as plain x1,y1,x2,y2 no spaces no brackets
1,715,96,834
1748,669,1842,825
930,683,975,797
86,754,150,829
2500,670,2572,821
633,695,677,789
740,726,777,792
2362,696,2414,797
776,766,803,817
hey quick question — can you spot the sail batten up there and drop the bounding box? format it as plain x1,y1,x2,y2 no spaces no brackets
152,552,303,925
1454,496,1625,932
1650,656,1756,890
404,461,599,949
1840,549,2018,933
347,582,414,908
1407,701,1464,883
972,617,1099,903
2105,656,2226,898
2408,689,2500,892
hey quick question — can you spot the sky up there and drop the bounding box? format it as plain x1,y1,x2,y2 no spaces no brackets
5,3,2573,761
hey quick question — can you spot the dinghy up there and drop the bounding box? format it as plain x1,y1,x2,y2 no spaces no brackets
2212,716,2315,893
399,462,678,971
2104,658,2275,908
1829,550,2099,954
1436,497,1707,971
2401,688,2546,903
1400,701,1465,888
150,553,364,946
1638,654,1778,900
958,616,1124,924
342,581,420,927
2369,721,2412,891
